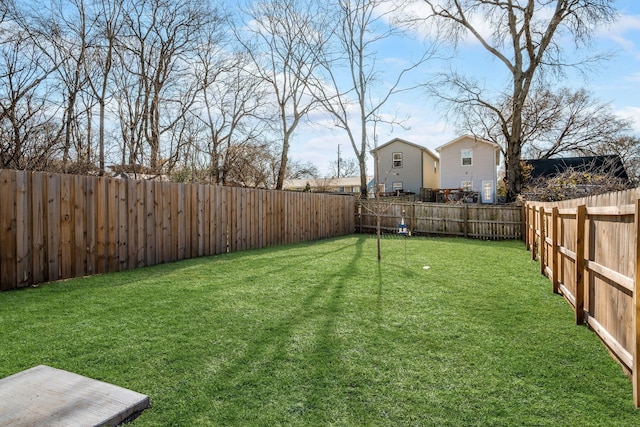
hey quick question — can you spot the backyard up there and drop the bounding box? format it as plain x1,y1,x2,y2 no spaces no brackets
1,235,638,426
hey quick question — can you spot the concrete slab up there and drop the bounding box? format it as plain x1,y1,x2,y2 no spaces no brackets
0,365,150,427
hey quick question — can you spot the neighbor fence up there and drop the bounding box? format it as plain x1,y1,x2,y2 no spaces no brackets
356,200,522,240
0,169,355,291
524,187,640,407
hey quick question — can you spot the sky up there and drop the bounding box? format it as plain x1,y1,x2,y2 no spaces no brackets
289,1,640,178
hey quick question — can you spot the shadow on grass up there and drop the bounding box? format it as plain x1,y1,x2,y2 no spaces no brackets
194,235,368,424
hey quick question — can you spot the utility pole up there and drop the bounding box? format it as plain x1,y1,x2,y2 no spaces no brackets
337,144,341,178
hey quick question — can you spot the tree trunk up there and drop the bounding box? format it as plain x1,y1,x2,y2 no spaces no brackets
359,157,368,198
505,136,523,202
276,133,290,190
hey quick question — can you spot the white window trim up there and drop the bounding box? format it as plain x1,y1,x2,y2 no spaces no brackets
461,149,473,166
392,152,403,168
461,180,472,191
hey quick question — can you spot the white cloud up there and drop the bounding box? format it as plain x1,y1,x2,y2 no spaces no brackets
598,13,640,52
625,72,640,82
617,106,640,133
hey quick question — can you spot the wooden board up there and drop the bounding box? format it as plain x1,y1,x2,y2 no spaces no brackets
0,171,356,290
0,365,149,427
0,170,16,290
31,172,47,285
47,173,61,281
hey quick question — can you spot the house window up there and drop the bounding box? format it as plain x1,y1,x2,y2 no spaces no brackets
392,152,403,168
392,182,403,192
461,149,472,166
461,180,472,191
483,181,493,203
352,186,359,193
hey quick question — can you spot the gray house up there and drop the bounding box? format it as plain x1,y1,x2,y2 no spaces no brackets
436,135,500,204
370,138,440,195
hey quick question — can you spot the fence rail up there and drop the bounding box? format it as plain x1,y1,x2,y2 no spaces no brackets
0,169,355,291
356,201,522,240
524,187,640,407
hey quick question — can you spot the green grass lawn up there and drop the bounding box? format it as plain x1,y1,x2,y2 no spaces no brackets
1,235,639,426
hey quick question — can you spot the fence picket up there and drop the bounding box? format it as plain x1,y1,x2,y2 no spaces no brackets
16,171,30,287
357,201,522,240
0,170,16,290
634,200,640,407
31,172,46,284
525,187,640,407
73,175,86,277
47,173,61,281
0,169,355,291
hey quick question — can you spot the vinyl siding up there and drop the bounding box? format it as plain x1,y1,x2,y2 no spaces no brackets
422,151,439,189
438,136,498,194
373,140,439,193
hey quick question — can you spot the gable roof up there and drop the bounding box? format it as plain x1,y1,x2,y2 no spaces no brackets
370,138,439,160
435,134,500,152
524,155,629,181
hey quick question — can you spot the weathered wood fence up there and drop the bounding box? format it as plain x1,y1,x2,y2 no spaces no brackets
356,201,522,240
0,169,355,291
524,188,640,407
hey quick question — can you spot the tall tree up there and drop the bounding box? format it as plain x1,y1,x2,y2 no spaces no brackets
459,86,633,160
238,0,327,189
85,0,125,175
415,0,617,202
115,0,210,173
45,0,94,171
191,13,273,185
314,0,432,197
0,4,63,170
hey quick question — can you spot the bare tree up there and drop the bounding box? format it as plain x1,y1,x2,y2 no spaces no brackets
42,0,95,171
191,12,274,185
314,0,433,198
85,0,125,175
238,0,327,189
115,0,210,174
287,160,319,179
329,156,359,178
586,135,640,186
0,7,63,170
414,0,617,202
460,86,633,160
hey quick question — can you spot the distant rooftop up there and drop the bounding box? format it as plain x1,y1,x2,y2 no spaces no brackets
524,155,629,181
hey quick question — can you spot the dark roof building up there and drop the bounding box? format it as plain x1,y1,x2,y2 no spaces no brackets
524,155,629,182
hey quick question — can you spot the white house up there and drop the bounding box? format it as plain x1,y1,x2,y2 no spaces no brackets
370,138,440,195
436,135,501,204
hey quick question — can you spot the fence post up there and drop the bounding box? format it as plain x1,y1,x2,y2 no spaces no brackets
539,206,546,275
552,207,559,294
412,203,417,236
524,204,530,251
575,205,586,325
633,199,640,408
463,204,469,238
531,205,537,261
522,203,528,245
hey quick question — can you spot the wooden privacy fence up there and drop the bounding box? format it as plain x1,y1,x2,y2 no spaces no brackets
0,169,355,291
356,201,522,240
524,188,640,407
